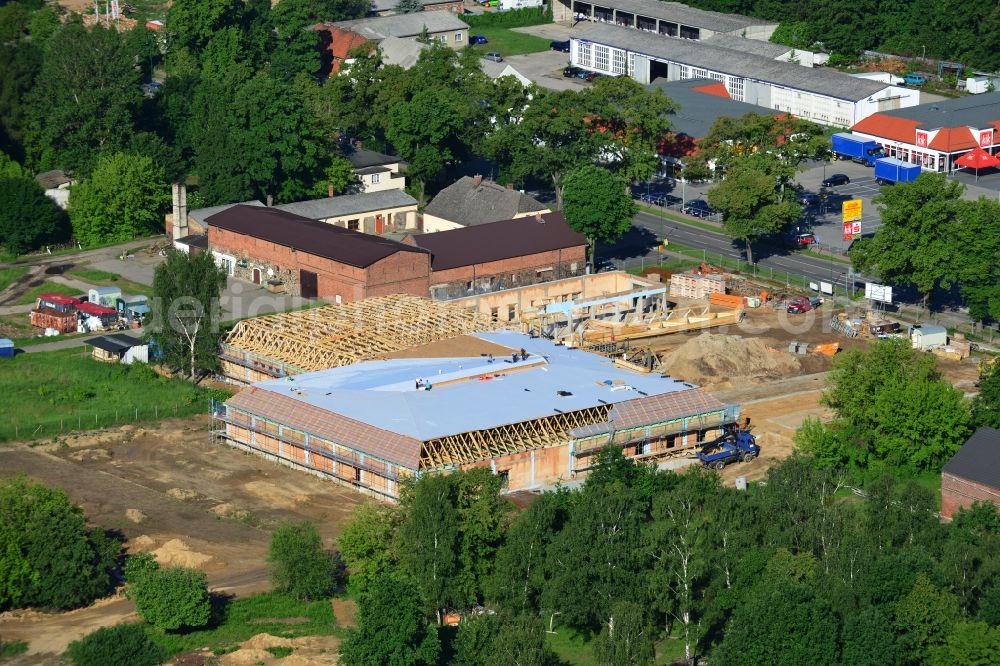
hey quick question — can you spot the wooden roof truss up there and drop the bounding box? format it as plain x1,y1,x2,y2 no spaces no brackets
222,294,503,372
420,404,612,469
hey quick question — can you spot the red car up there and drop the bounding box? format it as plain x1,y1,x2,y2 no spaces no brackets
787,296,823,314
794,233,816,248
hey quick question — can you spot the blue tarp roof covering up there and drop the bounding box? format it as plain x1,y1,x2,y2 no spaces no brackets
249,332,696,441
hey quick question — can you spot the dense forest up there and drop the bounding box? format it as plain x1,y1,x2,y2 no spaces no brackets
687,0,1000,70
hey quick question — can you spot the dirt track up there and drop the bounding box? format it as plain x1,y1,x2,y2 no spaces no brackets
0,417,367,660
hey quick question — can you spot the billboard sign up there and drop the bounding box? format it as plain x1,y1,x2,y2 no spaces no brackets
842,199,862,222
865,282,893,304
979,129,994,147
820,282,834,295
915,130,929,148
843,221,861,241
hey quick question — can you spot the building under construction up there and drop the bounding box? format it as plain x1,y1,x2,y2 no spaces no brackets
214,331,738,500
219,294,502,384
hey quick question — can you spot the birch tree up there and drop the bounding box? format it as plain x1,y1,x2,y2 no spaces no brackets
400,474,459,625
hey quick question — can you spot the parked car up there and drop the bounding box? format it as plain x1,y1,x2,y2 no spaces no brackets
585,71,602,82
903,73,927,86
470,35,488,45
682,199,715,218
821,173,850,187
787,295,823,314
575,69,592,80
550,40,571,53
483,51,503,63
563,66,582,78
793,233,816,248
798,192,821,206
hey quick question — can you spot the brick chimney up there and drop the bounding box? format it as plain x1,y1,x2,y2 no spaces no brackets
354,139,363,149
328,185,336,197
171,183,187,240
473,174,483,186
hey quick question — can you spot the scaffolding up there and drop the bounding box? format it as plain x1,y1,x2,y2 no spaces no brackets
220,294,505,380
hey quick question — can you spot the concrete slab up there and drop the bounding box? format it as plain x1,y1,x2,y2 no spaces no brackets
504,50,587,92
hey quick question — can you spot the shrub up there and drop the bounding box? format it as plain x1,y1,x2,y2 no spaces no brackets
129,565,211,631
65,623,166,666
464,7,550,28
268,521,343,601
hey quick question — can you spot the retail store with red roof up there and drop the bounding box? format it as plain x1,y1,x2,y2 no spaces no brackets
850,92,1000,173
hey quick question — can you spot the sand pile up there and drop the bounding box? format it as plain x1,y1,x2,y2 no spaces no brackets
661,334,800,385
125,508,147,524
243,634,295,650
152,538,213,568
167,488,199,501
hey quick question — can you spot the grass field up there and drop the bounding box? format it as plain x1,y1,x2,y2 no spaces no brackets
146,592,340,657
0,267,29,293
0,347,228,443
67,268,154,298
468,27,551,56
13,282,83,306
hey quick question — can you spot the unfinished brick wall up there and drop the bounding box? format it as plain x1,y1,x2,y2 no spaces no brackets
941,472,1000,521
208,226,430,302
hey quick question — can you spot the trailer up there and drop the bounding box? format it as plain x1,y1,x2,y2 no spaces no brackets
831,133,884,167
874,157,921,185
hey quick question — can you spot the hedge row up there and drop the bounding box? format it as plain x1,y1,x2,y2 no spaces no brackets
463,7,552,28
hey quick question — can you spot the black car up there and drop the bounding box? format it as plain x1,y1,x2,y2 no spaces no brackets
821,173,850,187
470,35,488,45
798,192,821,206
682,200,715,218
563,66,582,78
550,40,571,53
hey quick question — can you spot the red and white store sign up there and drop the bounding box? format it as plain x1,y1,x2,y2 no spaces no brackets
979,129,994,147
915,130,929,148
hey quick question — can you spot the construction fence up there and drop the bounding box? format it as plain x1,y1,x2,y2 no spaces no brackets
0,401,209,444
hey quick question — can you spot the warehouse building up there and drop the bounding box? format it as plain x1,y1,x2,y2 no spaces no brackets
554,0,777,41
407,212,588,300
207,205,430,301
850,92,1000,173
570,23,916,126
941,427,1000,521
216,331,738,499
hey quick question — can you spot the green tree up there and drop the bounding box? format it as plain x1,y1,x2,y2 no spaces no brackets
386,87,466,202
149,249,228,382
65,623,167,666
894,572,962,663
0,174,69,254
484,613,558,666
850,174,964,307
930,621,1000,666
314,156,360,197
972,360,1000,428
0,475,119,611
338,503,400,594
270,0,369,79
394,0,424,13
796,338,972,474
127,562,211,631
952,198,1000,322
167,0,248,56
339,574,440,666
68,152,169,247
0,41,42,161
840,607,904,666
562,165,637,270
399,474,459,623
706,160,801,263
24,22,140,174
451,612,500,666
269,521,341,601
592,601,655,666
453,468,510,607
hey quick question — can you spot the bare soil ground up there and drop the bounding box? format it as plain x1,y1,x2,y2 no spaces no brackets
0,417,367,660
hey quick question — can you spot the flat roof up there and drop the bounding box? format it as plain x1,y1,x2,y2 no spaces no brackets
330,11,469,40
650,78,776,137
86,333,144,353
859,92,1000,131
229,331,723,444
576,23,887,101
274,190,417,219
590,0,774,33
207,205,427,269
189,200,265,225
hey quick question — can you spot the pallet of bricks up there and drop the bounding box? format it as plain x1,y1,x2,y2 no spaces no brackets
669,272,725,299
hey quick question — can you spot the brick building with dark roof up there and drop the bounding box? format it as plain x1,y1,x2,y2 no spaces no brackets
941,427,1000,521
851,92,1000,174
207,205,430,302
407,212,588,300
217,331,740,499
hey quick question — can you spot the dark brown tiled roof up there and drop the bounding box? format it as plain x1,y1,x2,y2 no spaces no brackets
411,212,587,271
226,388,423,470
207,205,427,269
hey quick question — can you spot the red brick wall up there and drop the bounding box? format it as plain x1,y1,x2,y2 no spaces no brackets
430,245,587,286
426,1,464,12
208,226,429,302
941,472,1000,521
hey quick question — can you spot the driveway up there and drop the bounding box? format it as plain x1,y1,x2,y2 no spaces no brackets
505,50,587,92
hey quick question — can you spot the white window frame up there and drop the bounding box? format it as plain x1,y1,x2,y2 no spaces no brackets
371,173,381,184
578,42,592,68
612,49,627,75
454,32,463,42
594,45,610,72
678,64,690,79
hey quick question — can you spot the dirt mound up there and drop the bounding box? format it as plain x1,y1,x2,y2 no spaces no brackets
125,508,147,524
219,648,275,665
152,538,213,568
167,487,199,501
243,634,295,650
131,534,156,550
660,334,800,385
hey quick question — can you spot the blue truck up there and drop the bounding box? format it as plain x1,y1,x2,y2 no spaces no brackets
696,426,760,470
874,157,921,185
831,133,884,167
